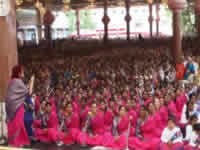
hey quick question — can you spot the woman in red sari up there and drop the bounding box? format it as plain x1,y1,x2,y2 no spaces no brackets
6,65,34,147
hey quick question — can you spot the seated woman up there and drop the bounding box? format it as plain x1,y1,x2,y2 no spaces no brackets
111,106,132,149
34,102,59,143
184,123,200,150
128,105,160,150
159,118,184,150
61,102,80,145
77,102,105,146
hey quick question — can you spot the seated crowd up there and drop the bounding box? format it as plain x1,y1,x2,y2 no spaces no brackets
19,50,200,150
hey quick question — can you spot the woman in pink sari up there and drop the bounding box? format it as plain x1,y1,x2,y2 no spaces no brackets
129,105,160,150
6,65,34,147
61,102,80,145
34,102,59,143
127,99,138,137
111,106,131,149
77,102,105,146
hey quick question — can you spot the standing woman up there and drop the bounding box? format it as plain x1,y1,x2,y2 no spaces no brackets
6,65,35,147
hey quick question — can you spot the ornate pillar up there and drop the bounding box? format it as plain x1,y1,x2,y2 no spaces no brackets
76,9,80,38
125,0,131,41
36,9,42,41
168,0,186,64
156,3,160,36
148,3,153,37
194,0,200,38
43,9,55,40
0,0,18,100
102,0,110,43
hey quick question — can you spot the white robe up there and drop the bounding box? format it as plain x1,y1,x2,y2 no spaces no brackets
189,131,200,148
184,125,193,141
161,127,183,144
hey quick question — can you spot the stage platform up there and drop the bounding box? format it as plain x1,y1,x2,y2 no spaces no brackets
0,144,91,150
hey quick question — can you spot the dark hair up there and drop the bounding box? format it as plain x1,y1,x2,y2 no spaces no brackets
46,102,52,107
193,123,200,132
168,118,176,124
11,65,23,78
186,101,194,120
190,114,197,122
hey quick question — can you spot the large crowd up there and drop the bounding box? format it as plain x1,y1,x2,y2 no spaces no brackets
9,45,200,150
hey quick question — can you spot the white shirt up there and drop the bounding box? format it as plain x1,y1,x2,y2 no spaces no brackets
161,127,183,144
189,131,200,148
184,125,193,141
193,62,199,76
180,104,197,124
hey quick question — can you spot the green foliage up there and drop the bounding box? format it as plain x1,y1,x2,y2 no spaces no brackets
180,7,196,33
79,10,96,30
165,6,196,34
65,9,96,34
65,11,76,34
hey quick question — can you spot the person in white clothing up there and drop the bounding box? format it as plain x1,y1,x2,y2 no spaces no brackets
184,115,198,143
180,101,196,125
159,118,184,150
184,123,200,150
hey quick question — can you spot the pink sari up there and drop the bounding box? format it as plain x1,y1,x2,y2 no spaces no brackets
128,110,137,137
103,115,130,149
62,113,80,144
34,96,40,114
49,97,57,113
129,116,160,150
7,105,30,147
104,110,113,133
34,112,59,142
87,111,105,146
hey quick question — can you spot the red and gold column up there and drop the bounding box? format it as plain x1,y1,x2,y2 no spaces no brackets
168,0,186,64
125,0,131,41
43,9,55,40
76,9,80,38
102,0,110,43
0,0,18,100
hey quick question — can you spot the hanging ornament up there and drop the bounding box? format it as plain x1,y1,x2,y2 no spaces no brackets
88,0,95,8
40,7,46,15
118,0,125,7
162,0,168,4
16,0,23,6
147,0,153,4
35,0,42,9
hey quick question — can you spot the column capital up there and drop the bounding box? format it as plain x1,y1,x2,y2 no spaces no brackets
148,16,154,22
195,0,200,14
102,15,110,25
43,9,55,25
168,0,186,11
125,15,131,22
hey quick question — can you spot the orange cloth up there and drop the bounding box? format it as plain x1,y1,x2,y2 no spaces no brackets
176,63,184,80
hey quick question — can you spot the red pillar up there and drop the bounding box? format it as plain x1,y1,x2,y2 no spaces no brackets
125,0,131,41
102,0,110,43
43,9,55,40
148,4,153,37
195,0,200,38
168,0,186,64
156,3,160,36
76,9,80,38
0,0,18,100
